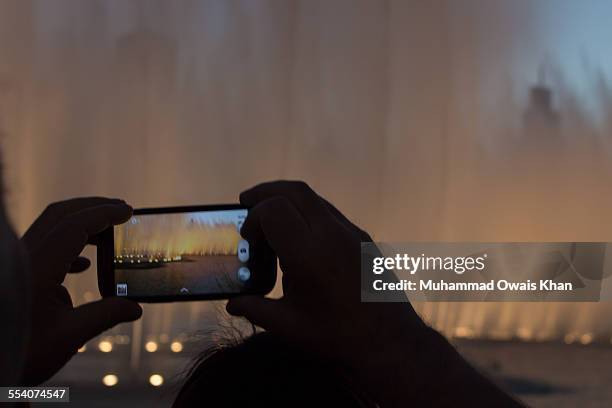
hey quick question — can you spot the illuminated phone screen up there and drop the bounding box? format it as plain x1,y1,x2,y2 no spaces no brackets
113,209,250,297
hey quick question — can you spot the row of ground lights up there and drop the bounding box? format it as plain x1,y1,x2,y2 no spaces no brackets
77,340,184,353
452,327,602,344
102,374,164,387
145,340,183,353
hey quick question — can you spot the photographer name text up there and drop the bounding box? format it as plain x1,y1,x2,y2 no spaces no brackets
373,279,573,292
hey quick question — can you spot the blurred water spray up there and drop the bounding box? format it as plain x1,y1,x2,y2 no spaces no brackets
1,0,612,377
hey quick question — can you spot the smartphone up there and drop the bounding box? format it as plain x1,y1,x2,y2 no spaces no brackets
97,204,277,302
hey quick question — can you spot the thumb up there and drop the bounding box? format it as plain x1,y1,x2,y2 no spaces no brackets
226,296,290,332
65,297,142,348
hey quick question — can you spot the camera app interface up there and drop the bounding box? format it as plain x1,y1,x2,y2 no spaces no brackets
113,209,250,297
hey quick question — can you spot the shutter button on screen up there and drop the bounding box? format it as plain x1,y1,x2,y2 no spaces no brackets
238,267,251,282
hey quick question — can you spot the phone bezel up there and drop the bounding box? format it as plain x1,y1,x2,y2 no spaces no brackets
97,204,277,303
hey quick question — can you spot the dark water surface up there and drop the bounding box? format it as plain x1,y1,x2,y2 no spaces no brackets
116,255,243,296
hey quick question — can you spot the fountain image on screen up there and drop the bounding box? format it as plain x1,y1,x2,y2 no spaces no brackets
113,209,250,297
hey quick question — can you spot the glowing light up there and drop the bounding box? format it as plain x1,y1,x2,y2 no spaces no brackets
98,340,113,353
453,327,475,339
102,374,118,387
580,333,593,345
564,333,576,344
149,374,164,387
145,341,158,353
170,341,183,353
516,328,533,341
78,345,87,353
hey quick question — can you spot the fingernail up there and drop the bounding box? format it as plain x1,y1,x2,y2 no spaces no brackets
105,300,141,322
126,302,143,319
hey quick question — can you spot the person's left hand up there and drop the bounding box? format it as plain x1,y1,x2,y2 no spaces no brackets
21,198,142,385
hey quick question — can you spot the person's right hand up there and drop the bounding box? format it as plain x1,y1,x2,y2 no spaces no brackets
227,181,523,408
226,181,436,400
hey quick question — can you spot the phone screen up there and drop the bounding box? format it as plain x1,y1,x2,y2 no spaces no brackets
113,208,252,298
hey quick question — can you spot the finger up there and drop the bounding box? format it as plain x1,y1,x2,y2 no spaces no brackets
69,256,91,273
240,181,329,228
241,197,312,271
38,203,132,280
55,285,73,306
23,197,126,250
226,296,291,333
64,297,142,349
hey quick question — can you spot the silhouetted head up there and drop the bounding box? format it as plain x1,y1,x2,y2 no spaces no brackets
173,331,375,407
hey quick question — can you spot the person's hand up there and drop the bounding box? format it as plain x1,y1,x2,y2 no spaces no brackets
227,181,523,407
226,181,435,400
21,198,142,385
228,180,429,360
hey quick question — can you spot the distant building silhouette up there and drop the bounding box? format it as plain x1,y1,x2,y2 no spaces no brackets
524,84,560,131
